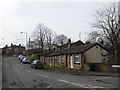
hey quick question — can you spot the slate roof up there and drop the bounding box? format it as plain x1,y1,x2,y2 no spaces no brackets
71,40,85,47
37,50,53,56
47,50,64,56
26,48,42,55
47,43,108,56
62,40,85,49
64,43,95,54
2,45,25,49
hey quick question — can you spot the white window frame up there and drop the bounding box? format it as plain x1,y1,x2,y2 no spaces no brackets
74,54,80,64
60,55,64,64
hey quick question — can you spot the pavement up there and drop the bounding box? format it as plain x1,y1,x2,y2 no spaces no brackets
44,68,120,77
72,71,120,77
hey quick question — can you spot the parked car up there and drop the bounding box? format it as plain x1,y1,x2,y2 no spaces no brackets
20,56,26,61
18,55,22,59
31,60,44,69
22,57,31,64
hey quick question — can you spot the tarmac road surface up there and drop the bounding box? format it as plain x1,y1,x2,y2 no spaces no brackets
2,56,119,89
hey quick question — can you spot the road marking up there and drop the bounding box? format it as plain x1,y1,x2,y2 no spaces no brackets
94,77,110,80
58,79,105,88
47,86,52,88
35,74,49,78
45,76,49,77
26,70,31,72
58,79,87,88
9,85,11,88
58,79,70,83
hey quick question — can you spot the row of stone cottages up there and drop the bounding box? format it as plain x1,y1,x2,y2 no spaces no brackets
27,40,109,71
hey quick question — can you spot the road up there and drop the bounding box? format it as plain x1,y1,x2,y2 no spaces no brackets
2,56,119,89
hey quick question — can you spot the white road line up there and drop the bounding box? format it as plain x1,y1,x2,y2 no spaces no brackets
94,77,110,80
58,79,69,83
26,70,31,72
47,85,52,88
58,79,105,88
35,74,49,78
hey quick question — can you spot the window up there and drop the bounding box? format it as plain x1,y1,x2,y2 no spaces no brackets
51,57,54,63
101,53,108,62
60,56,64,64
47,57,49,62
56,56,59,63
74,54,80,64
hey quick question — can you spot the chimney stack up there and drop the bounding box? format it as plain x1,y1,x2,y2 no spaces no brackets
19,44,21,47
11,43,13,46
67,39,71,49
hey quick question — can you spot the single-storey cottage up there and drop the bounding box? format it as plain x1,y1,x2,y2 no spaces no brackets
45,43,108,71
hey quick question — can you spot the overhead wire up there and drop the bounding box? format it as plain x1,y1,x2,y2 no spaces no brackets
0,25,17,38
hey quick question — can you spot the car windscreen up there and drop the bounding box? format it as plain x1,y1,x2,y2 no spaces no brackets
22,57,25,59
36,61,43,64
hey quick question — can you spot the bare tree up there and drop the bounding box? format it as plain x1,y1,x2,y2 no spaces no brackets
32,23,55,50
54,34,68,46
87,31,100,43
35,23,46,50
45,28,55,49
93,3,120,63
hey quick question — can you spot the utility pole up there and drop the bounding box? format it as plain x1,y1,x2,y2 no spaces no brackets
0,38,4,47
20,32,28,49
29,38,31,49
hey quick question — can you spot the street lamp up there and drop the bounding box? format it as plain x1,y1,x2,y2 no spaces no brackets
20,32,28,48
0,38,4,47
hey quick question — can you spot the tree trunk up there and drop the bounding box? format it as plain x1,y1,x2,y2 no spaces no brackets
114,44,119,64
118,45,120,64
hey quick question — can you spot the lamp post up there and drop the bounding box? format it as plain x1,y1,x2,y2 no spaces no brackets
20,32,28,48
0,38,4,47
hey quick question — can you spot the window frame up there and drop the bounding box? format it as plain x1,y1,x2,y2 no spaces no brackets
74,54,80,64
60,55,64,64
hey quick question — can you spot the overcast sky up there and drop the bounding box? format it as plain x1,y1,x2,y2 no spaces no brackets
0,0,119,47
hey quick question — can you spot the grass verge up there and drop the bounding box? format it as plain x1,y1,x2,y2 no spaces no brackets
44,65,79,74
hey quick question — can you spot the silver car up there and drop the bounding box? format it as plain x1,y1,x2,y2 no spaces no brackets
22,57,31,64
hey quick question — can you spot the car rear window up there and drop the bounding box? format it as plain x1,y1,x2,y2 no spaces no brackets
36,61,42,64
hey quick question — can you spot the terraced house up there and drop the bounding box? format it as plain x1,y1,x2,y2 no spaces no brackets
2,44,25,56
44,40,109,71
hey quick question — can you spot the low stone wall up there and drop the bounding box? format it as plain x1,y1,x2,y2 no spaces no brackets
83,64,90,71
83,63,118,72
98,63,118,72
73,63,81,70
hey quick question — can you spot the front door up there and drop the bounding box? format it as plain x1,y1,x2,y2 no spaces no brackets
70,56,73,69
65,55,68,67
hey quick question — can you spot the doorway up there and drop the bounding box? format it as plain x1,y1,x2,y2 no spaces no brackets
65,55,68,67
70,56,73,69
